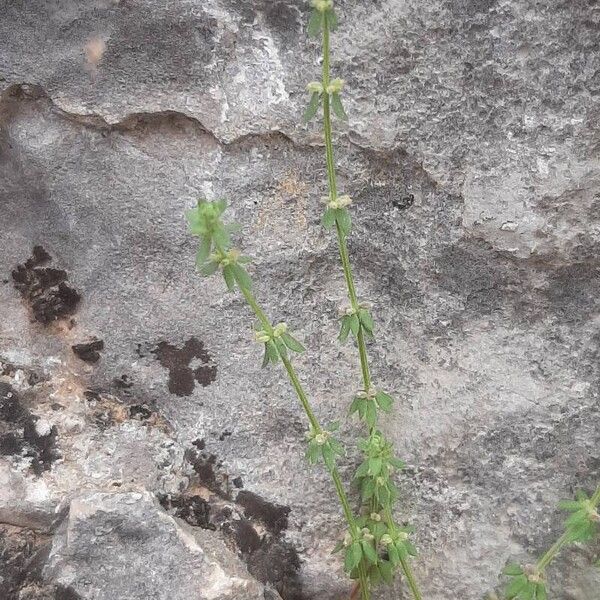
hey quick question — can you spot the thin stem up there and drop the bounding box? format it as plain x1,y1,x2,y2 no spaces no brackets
536,485,600,572
383,506,422,598
536,530,572,572
319,9,421,600
399,553,423,600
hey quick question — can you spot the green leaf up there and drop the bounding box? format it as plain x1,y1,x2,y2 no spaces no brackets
358,308,374,333
388,457,405,470
339,316,352,342
212,225,231,250
231,264,252,291
505,575,528,599
558,500,582,512
304,91,321,123
322,444,335,469
365,400,377,427
274,337,288,359
222,265,235,291
375,391,393,412
354,460,369,479
536,583,547,600
405,541,418,557
305,442,320,464
503,564,524,576
326,7,338,31
281,332,305,353
361,540,378,565
378,559,394,584
321,207,336,228
307,9,322,38
387,543,400,566
331,92,348,120
368,457,383,477
336,208,352,236
332,539,345,554
266,340,279,364
261,345,270,368
344,542,362,572
200,260,219,276
195,236,212,266
349,396,362,416
349,313,360,337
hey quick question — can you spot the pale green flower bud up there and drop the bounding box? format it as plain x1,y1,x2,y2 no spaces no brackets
311,0,333,13
326,78,344,94
307,81,323,94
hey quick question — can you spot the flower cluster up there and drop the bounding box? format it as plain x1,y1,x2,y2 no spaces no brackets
338,302,374,342
349,388,393,427
186,200,253,292
255,322,305,367
305,422,345,469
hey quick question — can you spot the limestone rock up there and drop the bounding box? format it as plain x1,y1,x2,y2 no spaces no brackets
1,1,599,599
42,491,270,600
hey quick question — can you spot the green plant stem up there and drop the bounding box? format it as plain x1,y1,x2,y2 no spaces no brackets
536,485,600,572
399,552,423,600
319,10,422,600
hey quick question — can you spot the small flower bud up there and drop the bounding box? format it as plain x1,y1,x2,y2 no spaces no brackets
273,322,288,337
397,531,409,541
380,534,393,546
307,81,323,94
311,0,333,13
370,512,381,522
343,532,353,547
376,476,386,487
315,431,330,445
326,78,344,94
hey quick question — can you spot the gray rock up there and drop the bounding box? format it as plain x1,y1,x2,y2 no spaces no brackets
1,1,599,599
42,490,270,600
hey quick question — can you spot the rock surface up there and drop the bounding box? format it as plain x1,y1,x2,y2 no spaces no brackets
1,1,599,599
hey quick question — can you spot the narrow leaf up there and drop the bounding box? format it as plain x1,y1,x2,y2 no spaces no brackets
200,260,219,276
321,207,336,228
339,316,351,342
361,540,378,565
195,236,212,266
331,92,348,120
349,313,360,337
307,10,322,38
222,265,235,291
281,332,305,353
304,91,321,122
232,263,252,291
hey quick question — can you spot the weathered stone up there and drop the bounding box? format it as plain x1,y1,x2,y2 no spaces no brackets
42,490,270,600
1,1,599,599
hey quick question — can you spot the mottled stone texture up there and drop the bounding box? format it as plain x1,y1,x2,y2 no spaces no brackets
1,1,599,599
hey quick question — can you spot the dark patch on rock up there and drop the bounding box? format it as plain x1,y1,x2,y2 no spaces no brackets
232,476,244,489
192,438,205,450
54,585,83,600
543,262,600,323
128,404,152,421
71,338,104,363
245,537,303,600
0,383,59,475
186,448,227,496
218,429,232,441
158,493,214,530
392,193,415,210
228,518,262,554
112,374,133,389
152,337,216,396
11,246,81,325
236,490,290,535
